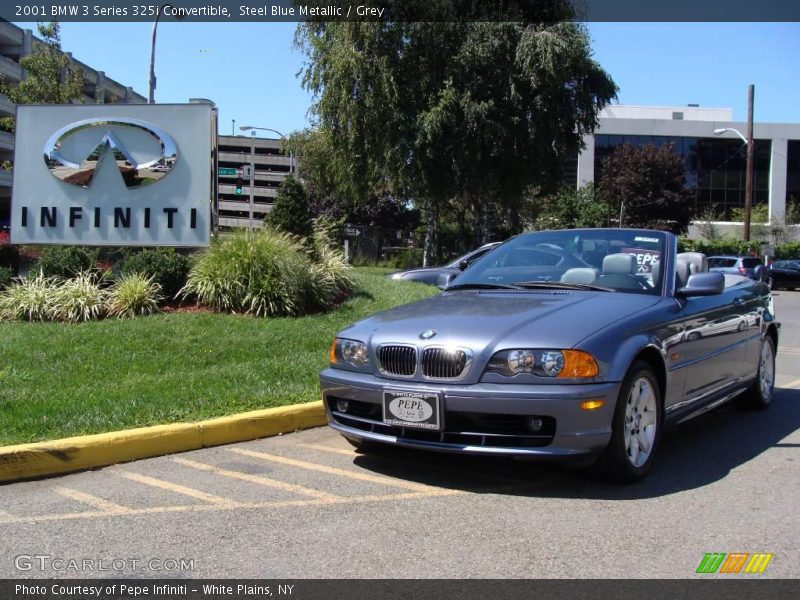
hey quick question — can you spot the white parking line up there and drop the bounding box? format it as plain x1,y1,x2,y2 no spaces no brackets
228,447,455,493
55,487,132,514
779,377,800,390
114,471,241,507
170,456,343,501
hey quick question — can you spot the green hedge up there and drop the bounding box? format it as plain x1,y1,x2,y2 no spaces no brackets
678,238,800,259
119,248,191,300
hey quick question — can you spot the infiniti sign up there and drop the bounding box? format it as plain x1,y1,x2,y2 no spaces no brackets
43,117,178,189
11,103,212,247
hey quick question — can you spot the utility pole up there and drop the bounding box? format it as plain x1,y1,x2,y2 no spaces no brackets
249,137,255,230
231,119,235,136
744,84,755,243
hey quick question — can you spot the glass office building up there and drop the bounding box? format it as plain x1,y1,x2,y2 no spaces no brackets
593,134,771,220
576,105,800,229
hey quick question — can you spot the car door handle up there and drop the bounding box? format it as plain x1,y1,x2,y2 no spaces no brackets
733,298,744,306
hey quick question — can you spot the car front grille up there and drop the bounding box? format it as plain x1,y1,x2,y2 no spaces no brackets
327,397,556,448
421,347,469,379
378,345,416,376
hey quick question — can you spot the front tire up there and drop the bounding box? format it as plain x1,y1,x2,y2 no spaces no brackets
739,336,776,410
593,361,663,483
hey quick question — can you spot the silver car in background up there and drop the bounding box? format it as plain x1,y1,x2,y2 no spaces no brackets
320,229,778,482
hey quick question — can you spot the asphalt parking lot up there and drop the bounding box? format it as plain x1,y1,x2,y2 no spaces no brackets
1,292,799,579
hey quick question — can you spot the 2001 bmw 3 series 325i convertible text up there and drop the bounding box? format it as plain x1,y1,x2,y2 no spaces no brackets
319,229,779,482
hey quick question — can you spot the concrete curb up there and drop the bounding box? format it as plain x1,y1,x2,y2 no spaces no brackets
0,401,326,484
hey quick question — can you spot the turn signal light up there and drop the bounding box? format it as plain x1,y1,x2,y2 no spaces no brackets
329,339,337,364
579,399,605,411
558,350,599,378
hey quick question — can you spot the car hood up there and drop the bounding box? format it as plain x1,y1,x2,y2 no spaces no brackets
340,288,662,353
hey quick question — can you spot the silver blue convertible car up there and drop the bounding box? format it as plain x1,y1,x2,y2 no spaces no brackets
320,229,778,482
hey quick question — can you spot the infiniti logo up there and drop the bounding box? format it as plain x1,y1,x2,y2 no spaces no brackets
43,117,178,189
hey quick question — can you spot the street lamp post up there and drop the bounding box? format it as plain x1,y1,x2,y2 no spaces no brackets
238,125,294,175
149,3,183,104
714,87,756,243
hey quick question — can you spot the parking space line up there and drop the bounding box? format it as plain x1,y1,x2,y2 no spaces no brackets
228,447,445,492
299,442,534,487
54,487,132,514
0,489,460,526
114,471,240,507
779,377,800,389
170,457,343,501
298,442,358,457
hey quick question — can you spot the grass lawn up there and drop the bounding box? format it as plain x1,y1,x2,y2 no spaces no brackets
0,268,437,446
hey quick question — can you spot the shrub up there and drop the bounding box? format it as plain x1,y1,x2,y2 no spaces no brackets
49,272,107,323
181,227,348,317
119,248,190,299
37,246,98,278
775,242,800,260
267,176,313,239
0,272,59,321
107,273,162,318
0,266,14,289
678,238,764,256
0,243,19,274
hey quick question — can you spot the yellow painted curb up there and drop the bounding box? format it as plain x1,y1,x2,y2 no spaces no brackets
0,401,326,484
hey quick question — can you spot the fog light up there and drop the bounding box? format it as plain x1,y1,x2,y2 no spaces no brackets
528,417,544,432
580,399,605,411
336,399,350,413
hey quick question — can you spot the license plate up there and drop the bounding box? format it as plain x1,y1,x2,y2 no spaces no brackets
382,389,441,430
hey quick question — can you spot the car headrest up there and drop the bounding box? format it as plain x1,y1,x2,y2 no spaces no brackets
651,260,661,287
560,268,600,285
676,252,708,274
602,253,637,275
675,257,692,289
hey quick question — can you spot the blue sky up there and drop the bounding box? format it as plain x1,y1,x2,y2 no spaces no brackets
16,21,800,137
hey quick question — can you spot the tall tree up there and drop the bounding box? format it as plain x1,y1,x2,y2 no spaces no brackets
0,22,85,133
599,143,692,234
296,6,616,264
267,176,314,239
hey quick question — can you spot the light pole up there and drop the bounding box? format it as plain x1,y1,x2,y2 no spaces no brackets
238,125,294,175
713,85,755,242
148,3,183,104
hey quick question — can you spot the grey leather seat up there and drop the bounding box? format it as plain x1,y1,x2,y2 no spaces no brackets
560,268,600,284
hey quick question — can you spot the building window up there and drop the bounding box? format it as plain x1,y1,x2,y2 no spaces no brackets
593,135,772,220
787,140,800,222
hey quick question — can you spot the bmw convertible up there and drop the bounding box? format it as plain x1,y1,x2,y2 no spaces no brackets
320,228,778,482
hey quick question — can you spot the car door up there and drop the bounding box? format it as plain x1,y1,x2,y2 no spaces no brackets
675,285,749,403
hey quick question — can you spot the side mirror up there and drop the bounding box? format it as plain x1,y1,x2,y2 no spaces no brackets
678,272,725,297
457,259,469,271
437,272,458,290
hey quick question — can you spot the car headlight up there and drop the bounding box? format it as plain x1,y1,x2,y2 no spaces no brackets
329,338,370,367
486,349,598,378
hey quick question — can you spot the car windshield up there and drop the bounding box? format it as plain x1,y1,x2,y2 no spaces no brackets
450,229,667,295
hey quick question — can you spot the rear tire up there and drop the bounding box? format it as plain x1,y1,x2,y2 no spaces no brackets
739,336,776,410
592,361,663,483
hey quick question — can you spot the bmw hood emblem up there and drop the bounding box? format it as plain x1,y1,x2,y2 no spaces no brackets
419,329,437,340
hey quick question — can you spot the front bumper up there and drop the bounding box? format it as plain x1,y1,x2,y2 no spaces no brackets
320,368,622,458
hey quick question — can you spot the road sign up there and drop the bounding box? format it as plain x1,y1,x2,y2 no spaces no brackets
218,167,237,176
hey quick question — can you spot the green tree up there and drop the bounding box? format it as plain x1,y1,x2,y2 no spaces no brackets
0,22,85,133
599,143,692,234
267,176,313,239
296,6,616,264
535,184,611,230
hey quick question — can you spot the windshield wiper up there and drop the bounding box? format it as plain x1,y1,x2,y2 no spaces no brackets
445,282,521,291
513,281,616,292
